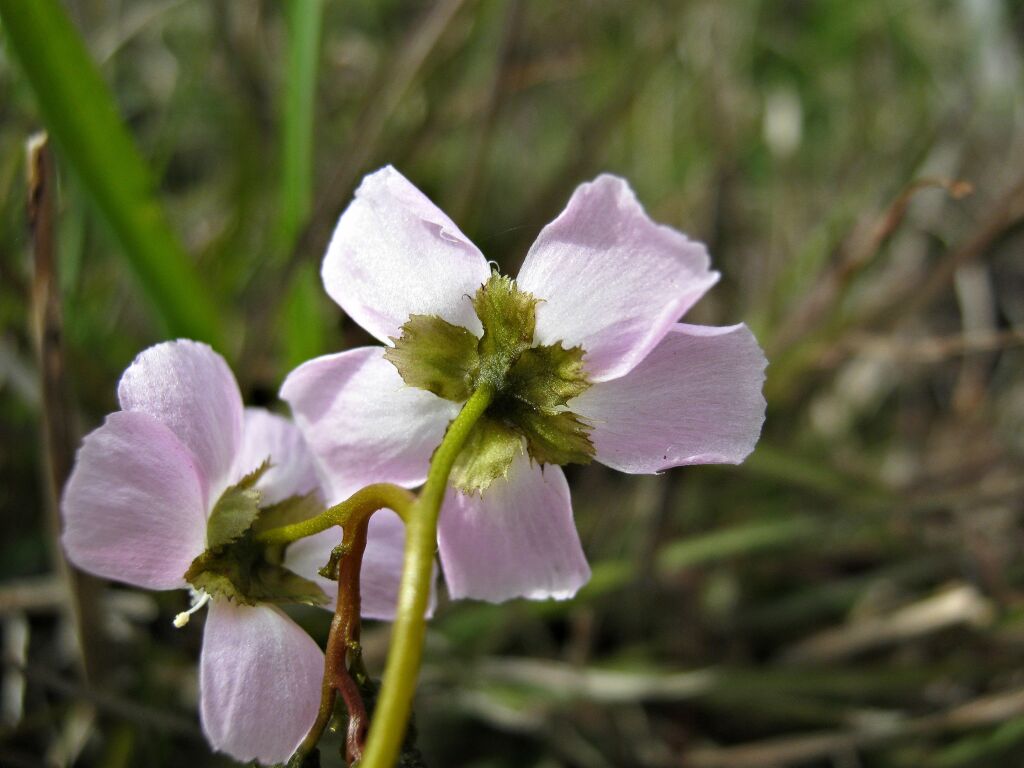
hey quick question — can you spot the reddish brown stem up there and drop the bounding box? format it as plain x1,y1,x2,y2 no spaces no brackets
326,515,370,765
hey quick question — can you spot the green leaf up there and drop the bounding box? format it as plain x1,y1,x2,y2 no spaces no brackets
385,314,480,401
473,274,538,383
515,408,594,467
205,461,270,549
507,343,589,408
0,0,225,347
450,417,524,494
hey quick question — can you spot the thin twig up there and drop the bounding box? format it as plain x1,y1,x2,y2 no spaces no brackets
770,177,974,355
26,132,107,684
685,686,1024,767
3,659,200,738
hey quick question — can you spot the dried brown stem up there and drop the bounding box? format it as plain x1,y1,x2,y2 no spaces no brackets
26,133,107,684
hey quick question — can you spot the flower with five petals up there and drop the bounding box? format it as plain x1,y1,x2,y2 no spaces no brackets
63,340,337,764
282,166,768,604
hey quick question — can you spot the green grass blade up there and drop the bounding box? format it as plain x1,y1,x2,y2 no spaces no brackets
277,0,323,253
0,0,224,348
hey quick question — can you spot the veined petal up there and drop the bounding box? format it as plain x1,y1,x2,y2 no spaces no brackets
61,411,207,591
117,340,244,504
572,323,767,473
280,347,459,502
199,601,323,765
517,175,719,381
236,408,320,506
438,453,590,603
322,166,491,343
285,509,436,621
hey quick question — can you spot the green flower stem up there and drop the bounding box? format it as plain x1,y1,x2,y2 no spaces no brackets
255,483,414,546
361,383,495,768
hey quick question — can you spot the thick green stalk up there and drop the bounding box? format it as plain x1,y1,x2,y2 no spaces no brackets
0,0,224,347
360,383,495,768
256,483,415,546
277,0,323,252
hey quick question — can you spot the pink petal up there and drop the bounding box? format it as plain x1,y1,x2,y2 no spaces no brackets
286,509,435,621
280,347,458,502
117,340,244,504
237,408,320,506
517,175,719,381
438,453,590,603
200,601,323,765
572,323,767,473
61,411,207,591
322,166,491,343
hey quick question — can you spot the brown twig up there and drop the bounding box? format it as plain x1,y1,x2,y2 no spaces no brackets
26,133,107,684
887,171,1024,323
684,686,1024,767
770,177,974,356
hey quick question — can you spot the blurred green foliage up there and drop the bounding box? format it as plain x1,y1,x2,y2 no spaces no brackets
2,1,1024,767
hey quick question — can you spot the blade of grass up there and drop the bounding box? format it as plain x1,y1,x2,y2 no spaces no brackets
281,261,331,371
0,0,224,347
276,0,323,254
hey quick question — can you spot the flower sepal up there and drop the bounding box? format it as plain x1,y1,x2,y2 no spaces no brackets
184,464,329,607
385,273,596,495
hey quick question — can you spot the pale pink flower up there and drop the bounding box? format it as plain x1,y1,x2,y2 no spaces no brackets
62,340,333,763
282,167,767,604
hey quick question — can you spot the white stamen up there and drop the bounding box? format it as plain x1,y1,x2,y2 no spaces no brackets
173,590,211,628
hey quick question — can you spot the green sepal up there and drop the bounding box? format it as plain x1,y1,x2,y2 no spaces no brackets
384,314,479,402
187,483,328,607
185,528,328,607
473,274,538,383
450,417,524,494
205,460,270,549
252,491,324,535
507,342,589,408
515,408,594,467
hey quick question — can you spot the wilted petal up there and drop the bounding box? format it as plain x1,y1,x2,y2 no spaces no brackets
572,323,767,473
438,453,590,602
117,340,244,503
517,175,719,381
286,509,435,621
322,166,491,343
281,347,459,502
61,411,207,591
199,601,323,765
236,408,320,505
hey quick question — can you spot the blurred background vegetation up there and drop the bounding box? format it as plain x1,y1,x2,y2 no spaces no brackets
2,1,1024,766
